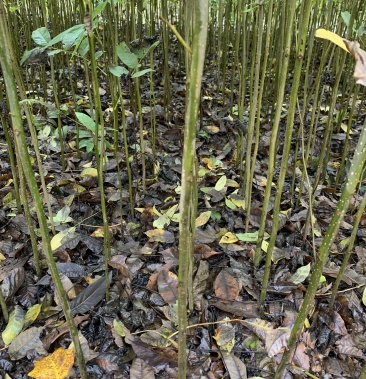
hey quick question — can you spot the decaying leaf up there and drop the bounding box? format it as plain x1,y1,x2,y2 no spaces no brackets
195,211,212,227
214,268,240,301
213,320,236,353
128,337,178,369
145,229,175,243
194,243,220,259
343,40,366,86
2,305,25,345
8,327,46,360
130,357,155,379
316,28,366,87
157,270,178,304
289,263,311,284
70,273,111,315
222,354,247,379
28,348,74,379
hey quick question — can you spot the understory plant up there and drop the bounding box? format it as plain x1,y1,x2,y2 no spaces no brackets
0,6,87,378
275,29,366,378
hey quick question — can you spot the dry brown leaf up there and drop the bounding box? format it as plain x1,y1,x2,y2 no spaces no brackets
157,270,178,304
214,268,240,301
343,40,366,86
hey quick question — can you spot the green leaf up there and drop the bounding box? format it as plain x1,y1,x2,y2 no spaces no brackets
32,27,51,46
75,112,96,131
131,68,154,78
46,24,85,48
79,139,94,153
92,0,109,19
236,231,269,242
2,306,25,345
20,48,44,65
289,263,311,284
200,187,212,194
78,37,90,57
153,213,170,229
211,210,221,221
341,11,351,27
116,42,138,69
225,197,237,210
38,125,51,140
134,40,160,59
109,64,129,77
54,206,73,224
215,175,227,191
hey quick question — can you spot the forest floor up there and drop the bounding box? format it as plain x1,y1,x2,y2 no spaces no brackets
0,49,366,379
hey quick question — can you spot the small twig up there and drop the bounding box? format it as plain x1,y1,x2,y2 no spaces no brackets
159,16,192,54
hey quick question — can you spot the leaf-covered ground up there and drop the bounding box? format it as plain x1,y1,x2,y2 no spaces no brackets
0,43,366,379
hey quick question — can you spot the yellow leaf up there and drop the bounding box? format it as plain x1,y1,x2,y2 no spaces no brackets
228,195,246,210
340,123,354,134
81,167,98,177
70,183,86,193
226,179,240,188
82,161,93,168
315,28,349,52
219,232,238,244
2,306,25,345
262,240,269,253
201,157,214,170
51,227,76,251
281,208,292,215
113,319,126,337
304,318,310,328
24,304,42,329
203,125,220,134
145,229,174,243
195,211,211,227
68,140,77,151
91,226,104,237
28,348,74,379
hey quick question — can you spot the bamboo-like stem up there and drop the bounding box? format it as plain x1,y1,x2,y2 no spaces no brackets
19,167,41,277
259,0,312,305
275,115,366,378
328,189,366,309
0,6,87,378
254,0,296,267
360,357,366,379
134,77,146,193
177,0,208,377
244,5,264,231
85,5,111,299
0,111,22,212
